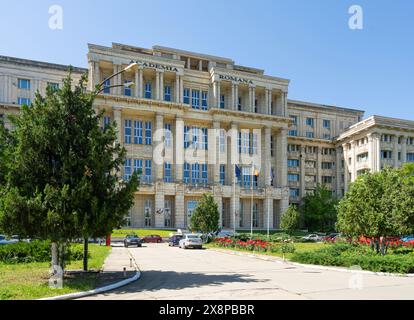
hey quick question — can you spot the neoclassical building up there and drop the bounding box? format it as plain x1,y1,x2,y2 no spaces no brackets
1,43,413,230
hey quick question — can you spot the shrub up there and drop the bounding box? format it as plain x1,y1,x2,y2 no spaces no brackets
0,241,85,264
291,243,414,274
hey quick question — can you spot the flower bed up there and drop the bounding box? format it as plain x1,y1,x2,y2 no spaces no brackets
213,237,295,254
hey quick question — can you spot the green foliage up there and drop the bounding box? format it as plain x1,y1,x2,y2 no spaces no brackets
299,184,338,233
280,205,300,235
0,241,84,264
189,194,220,234
337,166,414,240
0,73,138,248
291,242,414,274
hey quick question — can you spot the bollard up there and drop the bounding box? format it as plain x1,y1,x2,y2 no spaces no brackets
123,267,127,278
130,258,132,268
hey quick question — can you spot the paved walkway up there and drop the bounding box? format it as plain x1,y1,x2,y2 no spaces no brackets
83,244,414,300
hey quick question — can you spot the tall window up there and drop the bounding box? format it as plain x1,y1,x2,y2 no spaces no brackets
290,115,298,125
183,88,190,104
252,203,259,228
242,132,250,154
220,165,226,185
164,200,172,227
251,133,258,155
192,127,199,149
201,164,208,184
124,120,132,144
323,119,331,129
202,128,208,150
238,97,242,111
184,126,190,149
103,116,111,129
17,97,31,106
124,80,132,96
220,95,225,109
164,162,172,182
201,91,208,110
288,159,300,167
184,163,190,183
103,78,110,94
192,90,200,109
144,160,152,183
192,163,200,184
145,83,152,99
144,199,152,227
242,167,251,188
306,132,314,139
134,159,142,175
306,118,314,128
134,121,143,144
18,79,30,90
219,130,225,152
254,99,258,113
407,153,414,162
288,174,300,182
164,85,171,101
164,123,172,148
47,82,59,91
124,159,132,180
145,122,152,145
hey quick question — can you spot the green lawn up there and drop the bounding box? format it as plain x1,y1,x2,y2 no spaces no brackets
111,228,177,238
205,242,327,260
0,244,111,300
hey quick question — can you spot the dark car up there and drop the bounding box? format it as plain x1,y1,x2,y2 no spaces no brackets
142,235,163,243
168,235,183,247
124,234,142,248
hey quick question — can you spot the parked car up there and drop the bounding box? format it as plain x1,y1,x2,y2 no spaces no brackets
142,235,163,243
179,234,203,249
124,234,143,248
302,234,323,242
168,234,184,247
0,235,20,245
322,233,339,242
401,235,414,242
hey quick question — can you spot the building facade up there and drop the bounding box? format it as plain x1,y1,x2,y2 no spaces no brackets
1,43,413,230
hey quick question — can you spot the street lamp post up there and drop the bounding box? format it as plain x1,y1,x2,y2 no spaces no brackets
93,62,138,95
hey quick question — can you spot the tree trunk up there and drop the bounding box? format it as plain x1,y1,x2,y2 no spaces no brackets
51,242,58,272
83,238,88,272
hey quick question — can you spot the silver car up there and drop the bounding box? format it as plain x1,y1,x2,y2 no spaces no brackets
179,234,203,249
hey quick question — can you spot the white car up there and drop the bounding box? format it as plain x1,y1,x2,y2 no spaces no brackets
302,234,323,242
179,234,203,249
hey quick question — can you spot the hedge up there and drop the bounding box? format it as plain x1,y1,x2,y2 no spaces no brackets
0,241,84,264
291,242,414,274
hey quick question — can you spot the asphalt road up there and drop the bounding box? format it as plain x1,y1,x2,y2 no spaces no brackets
83,243,414,300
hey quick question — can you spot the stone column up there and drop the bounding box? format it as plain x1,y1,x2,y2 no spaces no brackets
179,76,184,103
154,114,164,182
351,140,357,181
300,153,306,198
113,106,122,144
263,197,274,231
276,128,288,187
343,144,350,193
211,121,221,185
393,135,399,168
401,136,407,164
336,147,342,196
231,84,235,111
113,64,121,95
282,91,288,117
138,68,143,98
264,127,272,187
159,72,164,101
175,74,180,103
155,71,161,100
234,84,239,111
175,186,185,229
175,117,184,182
230,122,240,230
215,81,221,108
316,147,322,184
265,89,270,115
369,133,381,173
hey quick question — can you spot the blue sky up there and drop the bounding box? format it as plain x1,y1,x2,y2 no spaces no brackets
1,0,413,120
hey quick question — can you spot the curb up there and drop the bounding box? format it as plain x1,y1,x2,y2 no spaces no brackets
38,249,141,300
210,248,414,278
